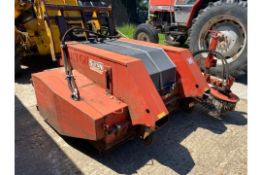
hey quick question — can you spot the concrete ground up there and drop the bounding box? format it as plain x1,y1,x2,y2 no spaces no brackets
15,59,247,175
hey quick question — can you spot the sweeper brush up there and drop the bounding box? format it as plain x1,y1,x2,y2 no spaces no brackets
32,28,239,151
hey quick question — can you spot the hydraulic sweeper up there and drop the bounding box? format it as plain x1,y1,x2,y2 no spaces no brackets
32,27,239,151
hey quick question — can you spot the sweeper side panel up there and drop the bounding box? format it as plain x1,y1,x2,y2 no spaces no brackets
65,42,170,128
32,69,130,143
32,44,172,149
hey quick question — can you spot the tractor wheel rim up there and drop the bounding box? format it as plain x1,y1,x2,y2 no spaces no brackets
198,15,246,65
137,32,150,42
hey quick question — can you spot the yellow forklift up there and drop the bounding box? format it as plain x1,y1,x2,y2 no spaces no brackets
15,0,115,74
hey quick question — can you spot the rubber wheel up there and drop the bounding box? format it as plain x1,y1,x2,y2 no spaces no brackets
134,23,159,43
189,0,247,77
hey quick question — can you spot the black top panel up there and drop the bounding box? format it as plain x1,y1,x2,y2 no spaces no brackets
85,39,176,91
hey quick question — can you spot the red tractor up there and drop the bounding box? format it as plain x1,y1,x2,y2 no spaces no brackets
134,0,247,77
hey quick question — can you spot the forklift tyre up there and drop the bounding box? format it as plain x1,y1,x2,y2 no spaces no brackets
134,23,159,43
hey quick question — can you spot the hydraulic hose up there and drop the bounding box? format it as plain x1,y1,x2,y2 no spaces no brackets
193,49,229,88
61,27,120,46
61,27,119,100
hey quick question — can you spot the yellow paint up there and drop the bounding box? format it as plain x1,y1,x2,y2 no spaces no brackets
91,11,101,31
157,112,167,119
15,9,21,18
23,19,51,55
204,87,210,92
16,0,104,61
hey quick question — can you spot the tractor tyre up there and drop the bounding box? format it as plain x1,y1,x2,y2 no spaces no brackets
134,23,159,43
189,0,247,77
